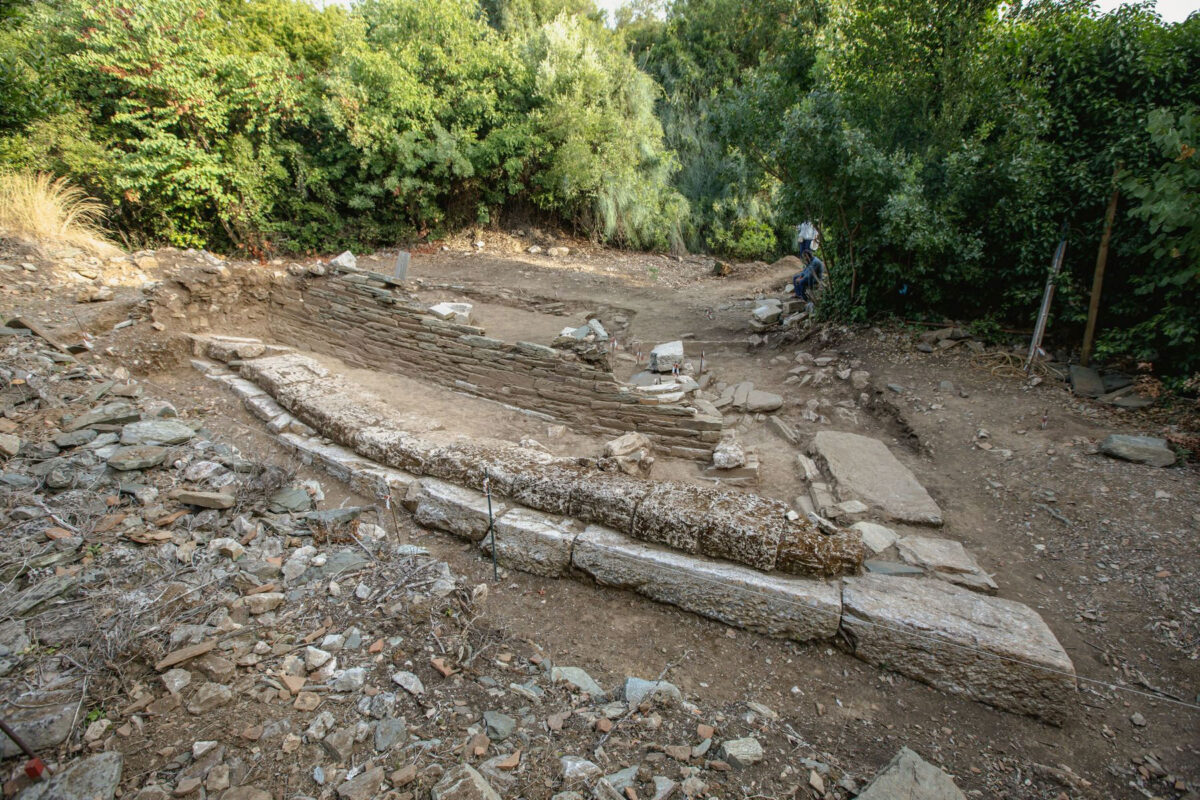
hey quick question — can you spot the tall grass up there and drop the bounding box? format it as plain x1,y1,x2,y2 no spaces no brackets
0,171,115,254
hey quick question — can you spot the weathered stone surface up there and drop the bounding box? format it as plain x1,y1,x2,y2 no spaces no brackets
851,521,898,554
700,491,784,571
175,490,235,510
775,516,864,578
431,765,502,800
719,737,764,767
857,747,966,800
648,340,685,373
479,508,576,577
1,700,75,757
1068,364,1105,398
811,431,943,525
567,473,651,533
896,536,997,593
1099,434,1176,467
107,445,168,471
840,574,1075,721
408,478,505,541
120,420,194,446
239,353,329,396
17,752,122,800
631,482,708,553
67,401,139,431
0,433,20,456
573,526,840,642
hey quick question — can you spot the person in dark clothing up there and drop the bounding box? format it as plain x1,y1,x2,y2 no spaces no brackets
792,249,825,301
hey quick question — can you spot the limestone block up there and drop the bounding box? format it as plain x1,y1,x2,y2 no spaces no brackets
648,341,685,373
630,482,709,553
699,492,785,571
239,353,328,395
408,478,506,541
840,574,1075,721
573,526,840,642
568,473,652,534
506,464,580,516
479,508,577,577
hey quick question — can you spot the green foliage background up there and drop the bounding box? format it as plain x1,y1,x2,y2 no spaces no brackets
0,0,1197,376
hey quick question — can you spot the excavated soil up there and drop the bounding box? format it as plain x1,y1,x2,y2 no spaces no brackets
2,236,1198,799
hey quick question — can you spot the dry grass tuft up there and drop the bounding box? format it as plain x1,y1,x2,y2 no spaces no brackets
0,170,117,255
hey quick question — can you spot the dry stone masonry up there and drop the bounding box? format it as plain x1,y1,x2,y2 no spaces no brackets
192,337,1079,721
265,266,724,460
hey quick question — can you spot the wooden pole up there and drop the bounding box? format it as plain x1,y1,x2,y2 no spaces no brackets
1081,169,1121,367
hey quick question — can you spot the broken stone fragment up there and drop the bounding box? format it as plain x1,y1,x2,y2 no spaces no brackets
1099,434,1176,467
856,747,966,800
851,521,898,554
120,419,194,446
896,535,998,593
710,437,746,470
107,445,168,471
431,765,502,800
243,592,284,615
428,302,473,324
329,250,357,270
718,737,764,767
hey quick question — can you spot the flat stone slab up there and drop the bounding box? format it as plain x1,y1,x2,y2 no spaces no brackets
107,445,167,471
574,526,840,642
852,521,898,554
120,419,194,446
1068,364,1105,398
857,747,965,800
479,508,577,577
896,536,997,593
840,574,1075,721
1099,434,1175,467
811,431,943,525
17,751,123,800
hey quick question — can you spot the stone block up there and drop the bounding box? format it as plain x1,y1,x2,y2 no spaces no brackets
840,574,1075,721
479,508,577,577
407,478,506,541
630,482,710,553
648,341,685,373
573,526,840,642
568,473,652,533
699,492,785,571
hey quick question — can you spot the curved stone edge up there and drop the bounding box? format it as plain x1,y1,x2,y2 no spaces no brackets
226,348,863,577
193,354,1079,721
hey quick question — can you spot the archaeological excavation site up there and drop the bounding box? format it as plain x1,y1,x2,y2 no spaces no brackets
0,240,1195,800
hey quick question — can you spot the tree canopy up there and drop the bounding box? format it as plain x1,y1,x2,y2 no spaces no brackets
1,0,1196,377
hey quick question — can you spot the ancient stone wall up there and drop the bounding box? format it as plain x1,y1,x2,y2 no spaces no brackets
265,269,721,459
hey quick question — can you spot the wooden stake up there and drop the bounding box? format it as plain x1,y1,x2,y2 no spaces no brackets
1081,168,1121,367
